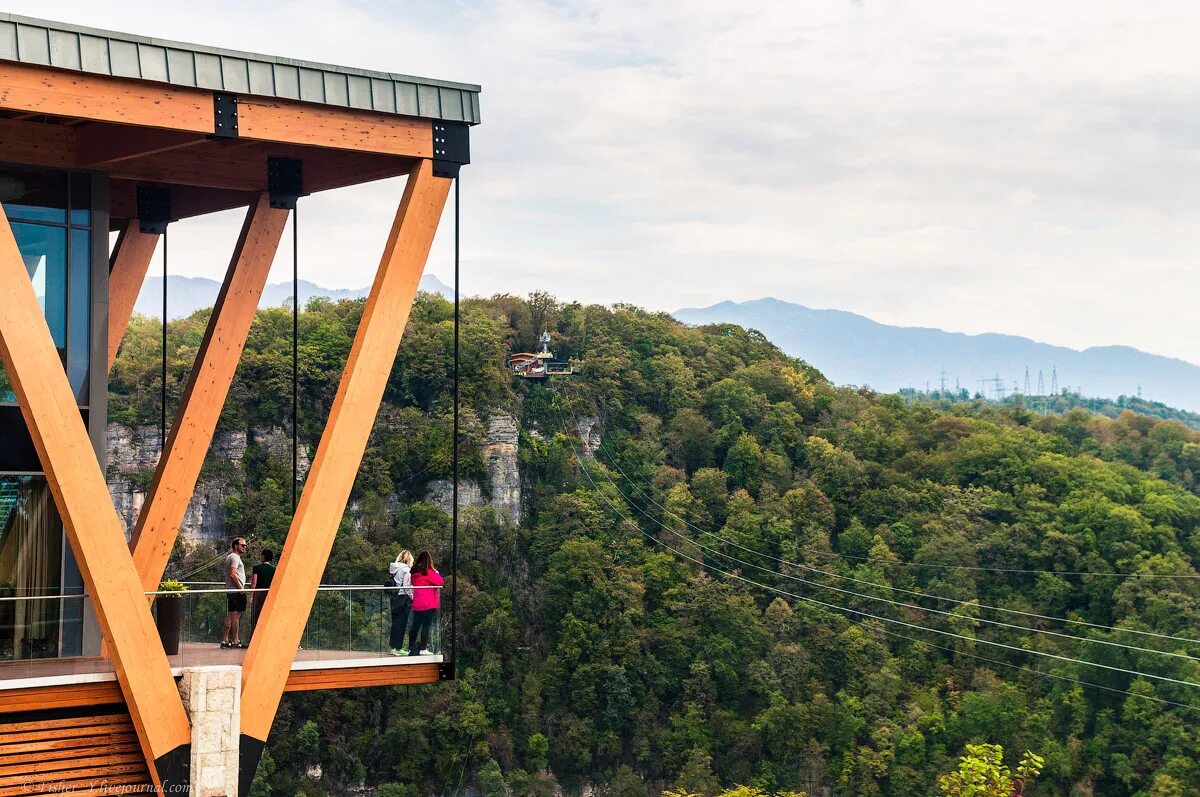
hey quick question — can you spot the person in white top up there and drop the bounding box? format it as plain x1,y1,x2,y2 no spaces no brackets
388,549,414,655
222,537,248,649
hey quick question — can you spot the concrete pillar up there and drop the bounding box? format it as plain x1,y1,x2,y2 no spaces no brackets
177,665,241,797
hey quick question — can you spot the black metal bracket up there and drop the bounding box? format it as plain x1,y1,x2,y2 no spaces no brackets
268,157,306,210
136,186,174,234
432,122,470,178
439,659,457,681
214,92,239,138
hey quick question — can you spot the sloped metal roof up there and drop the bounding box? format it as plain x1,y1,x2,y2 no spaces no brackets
0,13,481,124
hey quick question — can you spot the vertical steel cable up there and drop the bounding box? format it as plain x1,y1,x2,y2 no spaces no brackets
292,205,299,509
161,229,168,450
450,176,460,672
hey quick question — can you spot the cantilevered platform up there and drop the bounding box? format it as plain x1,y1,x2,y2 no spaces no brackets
0,645,443,713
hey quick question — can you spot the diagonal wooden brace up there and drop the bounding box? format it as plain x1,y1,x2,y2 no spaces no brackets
0,206,191,791
107,220,161,370
131,194,289,593
237,159,451,794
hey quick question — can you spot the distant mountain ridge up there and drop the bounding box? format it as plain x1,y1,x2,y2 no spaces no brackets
675,298,1200,412
134,274,453,319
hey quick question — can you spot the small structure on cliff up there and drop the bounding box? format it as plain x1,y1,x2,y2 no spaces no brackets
508,331,574,379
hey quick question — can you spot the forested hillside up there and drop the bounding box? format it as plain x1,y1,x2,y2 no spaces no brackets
111,293,1200,797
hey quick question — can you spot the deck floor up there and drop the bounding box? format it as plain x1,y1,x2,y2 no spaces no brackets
0,641,440,687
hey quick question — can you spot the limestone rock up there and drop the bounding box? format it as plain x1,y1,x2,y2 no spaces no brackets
486,413,521,525
576,416,601,458
425,479,483,514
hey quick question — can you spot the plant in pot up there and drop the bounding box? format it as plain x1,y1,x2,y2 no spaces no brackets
156,580,188,656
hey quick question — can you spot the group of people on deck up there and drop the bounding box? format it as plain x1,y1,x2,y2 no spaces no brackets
216,536,443,655
387,549,444,656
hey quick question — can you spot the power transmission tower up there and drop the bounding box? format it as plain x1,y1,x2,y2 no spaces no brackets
992,373,1006,401
1036,370,1045,396
939,368,948,395
1023,367,1031,396
1051,367,1058,395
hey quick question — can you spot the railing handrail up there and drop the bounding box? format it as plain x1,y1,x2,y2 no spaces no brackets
0,584,443,601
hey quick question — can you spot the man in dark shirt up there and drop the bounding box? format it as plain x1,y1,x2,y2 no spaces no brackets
249,548,277,633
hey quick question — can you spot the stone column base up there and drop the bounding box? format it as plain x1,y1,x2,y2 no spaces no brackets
177,665,241,797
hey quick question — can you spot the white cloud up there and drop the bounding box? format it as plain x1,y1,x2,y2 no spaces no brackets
9,0,1200,363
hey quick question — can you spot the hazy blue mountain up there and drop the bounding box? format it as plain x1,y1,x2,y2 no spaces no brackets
675,298,1200,412
133,273,453,319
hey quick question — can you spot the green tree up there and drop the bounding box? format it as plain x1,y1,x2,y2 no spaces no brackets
937,744,1043,797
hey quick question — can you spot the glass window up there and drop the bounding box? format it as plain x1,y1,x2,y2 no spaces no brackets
11,223,67,359
69,228,90,403
0,168,67,225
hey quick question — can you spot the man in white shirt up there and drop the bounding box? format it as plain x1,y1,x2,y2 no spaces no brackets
222,537,248,649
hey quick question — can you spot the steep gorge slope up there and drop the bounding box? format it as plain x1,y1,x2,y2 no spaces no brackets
111,294,1200,797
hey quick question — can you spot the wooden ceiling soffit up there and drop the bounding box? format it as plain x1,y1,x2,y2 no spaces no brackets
237,158,452,797
104,144,414,193
0,117,74,166
76,124,208,168
0,204,191,792
109,181,257,224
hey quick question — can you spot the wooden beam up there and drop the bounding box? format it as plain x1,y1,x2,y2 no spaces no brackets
0,206,191,791
107,222,160,369
0,117,74,166
237,97,434,158
76,125,207,168
240,160,451,745
0,62,213,134
130,194,288,591
283,663,441,692
0,62,438,158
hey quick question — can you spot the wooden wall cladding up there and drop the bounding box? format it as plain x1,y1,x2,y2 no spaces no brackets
0,710,152,797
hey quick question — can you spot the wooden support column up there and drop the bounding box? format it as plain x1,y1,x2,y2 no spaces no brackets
107,221,161,369
131,194,289,591
237,159,451,794
0,206,191,791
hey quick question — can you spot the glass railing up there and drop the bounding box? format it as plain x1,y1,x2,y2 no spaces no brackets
0,584,444,678
148,584,445,667
0,592,105,679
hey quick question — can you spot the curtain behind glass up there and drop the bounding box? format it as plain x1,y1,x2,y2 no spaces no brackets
0,477,63,659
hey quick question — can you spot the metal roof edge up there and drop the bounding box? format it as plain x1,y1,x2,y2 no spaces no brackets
0,12,482,94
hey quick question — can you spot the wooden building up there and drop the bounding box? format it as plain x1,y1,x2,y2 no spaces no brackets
0,14,478,796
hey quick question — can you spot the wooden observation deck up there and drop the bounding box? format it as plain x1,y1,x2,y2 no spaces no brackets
0,13,478,795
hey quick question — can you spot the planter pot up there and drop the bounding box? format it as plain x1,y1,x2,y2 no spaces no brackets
156,598,182,656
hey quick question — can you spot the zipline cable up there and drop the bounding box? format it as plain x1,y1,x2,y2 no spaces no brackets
578,462,1200,692
588,458,1200,662
595,432,1200,643
596,435,1200,580
580,460,1200,713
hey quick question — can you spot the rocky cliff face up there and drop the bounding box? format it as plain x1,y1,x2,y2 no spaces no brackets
485,413,521,525
424,479,484,515
105,423,309,546
575,416,601,458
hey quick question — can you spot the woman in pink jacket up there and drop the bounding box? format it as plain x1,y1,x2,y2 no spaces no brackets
408,550,444,655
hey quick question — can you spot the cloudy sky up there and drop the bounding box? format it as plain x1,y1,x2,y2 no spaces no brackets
11,1,1200,364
